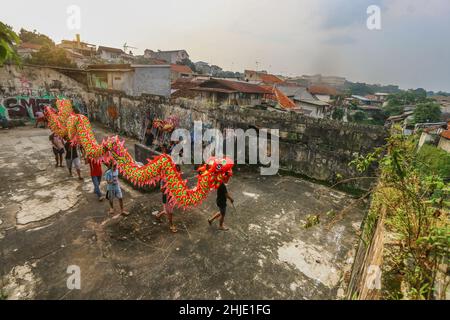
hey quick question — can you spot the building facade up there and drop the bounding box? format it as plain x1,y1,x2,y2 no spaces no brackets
87,64,171,97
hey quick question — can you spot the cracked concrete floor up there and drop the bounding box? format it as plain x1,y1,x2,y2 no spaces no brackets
0,125,366,300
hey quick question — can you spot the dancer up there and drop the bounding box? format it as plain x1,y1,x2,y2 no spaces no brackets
208,173,234,231
105,161,129,216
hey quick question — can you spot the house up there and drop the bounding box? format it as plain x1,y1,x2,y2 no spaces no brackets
97,46,127,63
418,123,448,149
350,95,378,106
374,92,389,102
433,95,450,115
244,70,284,85
190,78,269,106
144,49,189,64
170,64,194,81
277,84,331,118
386,111,414,125
86,64,171,97
170,78,205,99
63,49,88,68
16,42,42,59
194,61,211,75
57,34,96,57
309,85,338,103
438,127,450,152
261,85,298,111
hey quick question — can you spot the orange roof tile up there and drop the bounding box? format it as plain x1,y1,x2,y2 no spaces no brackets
262,85,297,109
259,73,284,84
308,85,337,96
171,64,193,74
441,130,450,140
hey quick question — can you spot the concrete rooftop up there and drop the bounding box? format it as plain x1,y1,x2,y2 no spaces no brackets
0,125,365,300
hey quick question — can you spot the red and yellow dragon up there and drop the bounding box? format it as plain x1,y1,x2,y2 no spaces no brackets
44,99,234,209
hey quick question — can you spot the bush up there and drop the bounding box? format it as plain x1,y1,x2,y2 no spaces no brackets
332,108,345,121
416,144,450,179
352,111,367,123
26,45,76,68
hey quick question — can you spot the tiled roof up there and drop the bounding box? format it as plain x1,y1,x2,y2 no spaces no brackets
441,130,450,140
262,85,297,109
308,85,337,96
171,78,205,90
171,64,193,74
259,73,284,84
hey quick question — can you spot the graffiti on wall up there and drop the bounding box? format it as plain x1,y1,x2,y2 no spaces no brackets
0,95,87,120
0,96,57,119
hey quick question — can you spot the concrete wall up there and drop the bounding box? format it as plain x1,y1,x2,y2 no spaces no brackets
0,65,388,188
86,94,387,189
438,137,450,152
132,66,171,97
0,65,89,119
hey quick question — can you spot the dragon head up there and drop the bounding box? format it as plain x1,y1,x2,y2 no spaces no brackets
198,157,234,189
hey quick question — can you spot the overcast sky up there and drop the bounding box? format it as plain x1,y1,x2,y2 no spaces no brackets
1,0,449,91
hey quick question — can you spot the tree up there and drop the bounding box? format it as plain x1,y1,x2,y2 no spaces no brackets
352,111,368,123
18,28,54,47
413,102,442,124
27,45,76,68
332,108,345,121
0,21,21,65
386,90,431,107
383,104,404,117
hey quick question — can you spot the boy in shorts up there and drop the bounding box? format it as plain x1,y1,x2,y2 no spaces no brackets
208,178,234,231
105,161,129,216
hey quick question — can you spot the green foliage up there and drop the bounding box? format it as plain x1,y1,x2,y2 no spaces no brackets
26,45,76,68
413,102,442,124
345,82,401,96
0,21,21,65
383,104,404,117
350,128,449,299
352,110,368,123
386,90,431,107
18,28,54,47
416,144,450,179
332,108,345,121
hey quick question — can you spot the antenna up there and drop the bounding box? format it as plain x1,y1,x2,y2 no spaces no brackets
123,42,138,53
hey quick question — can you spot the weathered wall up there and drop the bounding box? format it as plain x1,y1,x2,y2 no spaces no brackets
0,65,89,119
0,65,388,188
87,94,388,188
133,66,171,98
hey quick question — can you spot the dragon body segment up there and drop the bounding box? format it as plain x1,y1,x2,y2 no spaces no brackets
44,99,234,209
